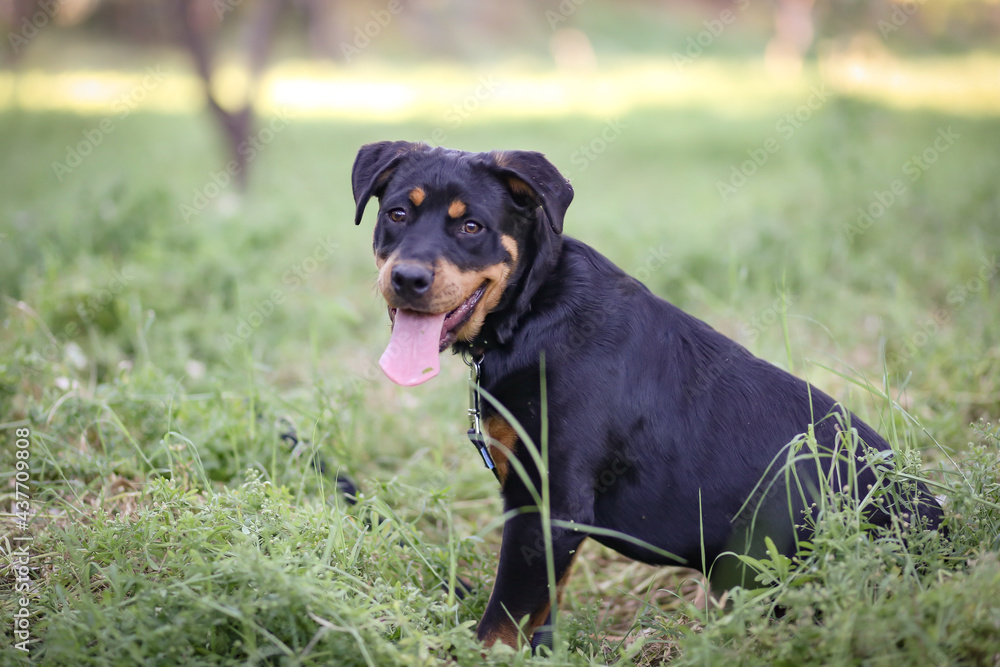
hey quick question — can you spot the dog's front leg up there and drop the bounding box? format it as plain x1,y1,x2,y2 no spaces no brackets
476,511,584,650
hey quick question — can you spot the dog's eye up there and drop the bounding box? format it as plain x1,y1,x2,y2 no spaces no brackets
462,221,483,234
387,208,407,223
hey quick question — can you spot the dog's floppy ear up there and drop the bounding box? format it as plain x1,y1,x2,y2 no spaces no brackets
482,150,573,234
478,151,574,344
352,141,429,225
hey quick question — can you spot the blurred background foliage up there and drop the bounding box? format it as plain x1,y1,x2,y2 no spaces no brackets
4,0,1000,61
1,0,999,444
1,3,1000,662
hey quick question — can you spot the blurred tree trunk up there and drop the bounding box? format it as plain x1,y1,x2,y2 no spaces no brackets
174,0,287,188
765,0,814,72
5,0,49,65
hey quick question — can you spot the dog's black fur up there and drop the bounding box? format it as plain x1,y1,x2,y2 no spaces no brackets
352,141,945,649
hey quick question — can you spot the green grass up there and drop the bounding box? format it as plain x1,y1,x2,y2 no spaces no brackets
2,62,1000,665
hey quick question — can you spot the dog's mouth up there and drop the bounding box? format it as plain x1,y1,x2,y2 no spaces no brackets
380,283,487,386
388,283,486,351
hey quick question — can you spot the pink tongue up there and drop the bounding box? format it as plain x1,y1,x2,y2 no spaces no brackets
379,309,447,386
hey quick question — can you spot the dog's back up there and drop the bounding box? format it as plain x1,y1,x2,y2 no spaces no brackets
490,237,943,586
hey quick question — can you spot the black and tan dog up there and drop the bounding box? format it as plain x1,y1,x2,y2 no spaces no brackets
351,141,945,649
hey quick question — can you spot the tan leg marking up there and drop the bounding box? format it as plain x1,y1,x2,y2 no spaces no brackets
484,415,518,485
482,550,582,649
480,622,520,650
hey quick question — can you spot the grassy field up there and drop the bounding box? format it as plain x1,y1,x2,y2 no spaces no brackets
2,56,1000,665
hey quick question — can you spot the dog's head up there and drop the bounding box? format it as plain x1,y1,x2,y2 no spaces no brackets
352,141,573,385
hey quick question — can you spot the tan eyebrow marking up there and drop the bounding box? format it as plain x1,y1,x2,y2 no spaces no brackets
409,187,425,206
448,200,467,218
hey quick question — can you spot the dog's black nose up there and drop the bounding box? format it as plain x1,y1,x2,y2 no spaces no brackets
391,262,434,300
